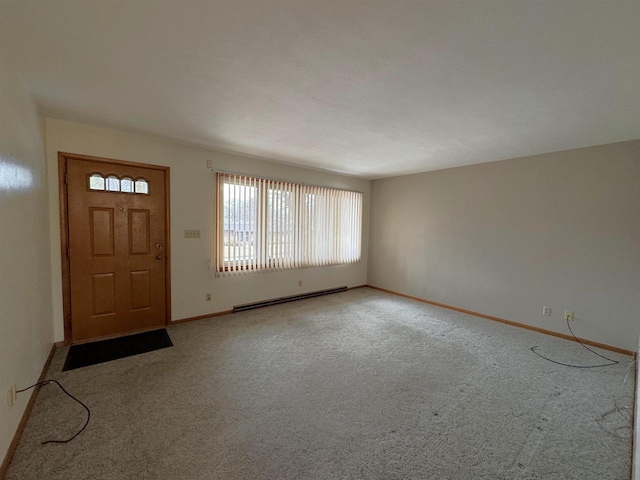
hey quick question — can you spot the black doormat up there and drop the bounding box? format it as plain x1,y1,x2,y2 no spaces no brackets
63,329,173,371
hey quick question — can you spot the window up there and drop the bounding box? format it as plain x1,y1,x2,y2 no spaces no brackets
215,173,362,275
121,177,134,193
135,178,149,194
106,175,120,191
88,174,149,194
89,173,105,190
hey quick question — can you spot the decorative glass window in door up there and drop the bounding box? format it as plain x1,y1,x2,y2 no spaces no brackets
121,177,134,193
88,174,149,195
89,174,105,190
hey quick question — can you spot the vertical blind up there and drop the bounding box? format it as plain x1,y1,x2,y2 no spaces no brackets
215,173,362,276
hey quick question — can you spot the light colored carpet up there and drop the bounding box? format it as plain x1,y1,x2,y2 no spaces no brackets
6,288,635,480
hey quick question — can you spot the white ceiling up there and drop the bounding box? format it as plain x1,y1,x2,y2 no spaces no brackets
2,1,639,179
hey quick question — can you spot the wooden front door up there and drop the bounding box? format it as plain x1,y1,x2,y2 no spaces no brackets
62,154,169,343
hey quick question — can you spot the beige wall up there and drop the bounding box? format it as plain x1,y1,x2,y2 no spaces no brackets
368,141,640,351
0,52,53,462
46,119,370,342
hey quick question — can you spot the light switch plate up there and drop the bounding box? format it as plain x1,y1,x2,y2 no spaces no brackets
184,229,201,239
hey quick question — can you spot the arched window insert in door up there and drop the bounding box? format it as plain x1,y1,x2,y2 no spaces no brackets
88,173,149,195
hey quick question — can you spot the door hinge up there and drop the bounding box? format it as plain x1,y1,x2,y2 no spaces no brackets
64,172,68,184
67,246,70,258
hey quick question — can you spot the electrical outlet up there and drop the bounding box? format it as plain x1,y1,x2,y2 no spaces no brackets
184,229,201,239
206,159,212,168
542,306,551,316
564,310,574,321
206,293,211,302
7,385,16,408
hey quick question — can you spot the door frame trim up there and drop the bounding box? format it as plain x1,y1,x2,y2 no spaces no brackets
58,151,172,345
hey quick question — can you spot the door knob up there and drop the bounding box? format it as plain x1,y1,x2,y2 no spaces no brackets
156,254,163,260
156,243,163,249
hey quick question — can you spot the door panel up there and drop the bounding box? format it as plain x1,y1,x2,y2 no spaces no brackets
90,208,115,256
91,273,116,316
129,209,150,254
66,158,167,342
130,270,151,310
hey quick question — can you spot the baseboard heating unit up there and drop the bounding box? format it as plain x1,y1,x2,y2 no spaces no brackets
233,286,348,313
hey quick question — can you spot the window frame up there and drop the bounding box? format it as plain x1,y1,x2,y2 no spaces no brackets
87,173,149,195
215,172,362,275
